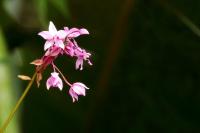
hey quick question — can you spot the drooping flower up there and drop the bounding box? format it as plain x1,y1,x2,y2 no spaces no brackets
46,72,63,90
69,82,89,102
38,21,67,50
75,48,92,70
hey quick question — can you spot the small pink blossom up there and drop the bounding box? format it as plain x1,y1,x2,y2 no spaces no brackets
38,21,66,50
75,48,92,70
69,82,89,102
46,72,63,90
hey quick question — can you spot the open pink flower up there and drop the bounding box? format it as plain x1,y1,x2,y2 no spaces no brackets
69,82,89,102
38,21,66,50
46,72,63,90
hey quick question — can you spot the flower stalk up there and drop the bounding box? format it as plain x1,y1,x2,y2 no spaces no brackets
0,72,37,132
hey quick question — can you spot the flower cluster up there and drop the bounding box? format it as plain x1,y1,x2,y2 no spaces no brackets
31,21,92,102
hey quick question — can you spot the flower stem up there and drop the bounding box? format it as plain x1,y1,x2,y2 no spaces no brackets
53,65,72,86
0,72,37,133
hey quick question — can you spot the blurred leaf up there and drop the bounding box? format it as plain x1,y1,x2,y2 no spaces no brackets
0,28,7,59
0,26,20,133
3,0,22,22
49,0,70,19
35,0,48,27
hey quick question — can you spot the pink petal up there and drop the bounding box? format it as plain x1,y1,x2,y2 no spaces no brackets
76,58,83,70
87,60,93,66
68,32,80,38
57,78,63,90
75,82,89,89
69,89,78,102
80,28,89,34
73,86,85,96
49,21,57,36
64,27,69,31
46,78,52,90
65,46,74,56
67,28,81,38
38,31,53,40
44,40,54,50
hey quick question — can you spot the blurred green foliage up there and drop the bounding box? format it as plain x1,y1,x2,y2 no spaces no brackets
0,0,200,133
0,27,20,133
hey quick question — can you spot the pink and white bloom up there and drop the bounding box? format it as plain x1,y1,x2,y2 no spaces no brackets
38,21,67,50
75,48,92,70
46,72,63,90
29,21,93,102
69,82,89,102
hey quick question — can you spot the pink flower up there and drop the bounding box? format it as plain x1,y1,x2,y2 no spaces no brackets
69,82,89,102
45,45,62,57
75,48,92,70
64,27,89,38
38,21,67,50
29,21,93,102
64,41,75,57
46,72,63,90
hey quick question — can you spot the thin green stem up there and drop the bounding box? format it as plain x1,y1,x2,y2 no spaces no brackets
0,72,37,133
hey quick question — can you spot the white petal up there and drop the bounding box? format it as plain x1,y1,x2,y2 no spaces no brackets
44,40,54,50
74,86,86,96
57,77,63,90
46,79,51,90
80,28,89,34
38,31,53,40
51,72,59,77
57,82,63,91
57,30,67,39
49,21,57,36
55,40,65,49
76,82,89,89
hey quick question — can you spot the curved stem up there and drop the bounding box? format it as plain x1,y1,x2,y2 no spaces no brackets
51,62,56,72
0,72,37,132
53,65,72,86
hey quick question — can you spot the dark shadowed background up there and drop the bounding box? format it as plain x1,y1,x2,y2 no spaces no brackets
0,0,200,132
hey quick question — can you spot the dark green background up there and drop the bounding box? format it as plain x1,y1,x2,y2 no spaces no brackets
1,0,200,132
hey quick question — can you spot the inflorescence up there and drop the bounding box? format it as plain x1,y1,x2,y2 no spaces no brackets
30,21,92,102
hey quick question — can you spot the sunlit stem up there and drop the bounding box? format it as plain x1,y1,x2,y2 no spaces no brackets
52,64,72,86
0,72,37,133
